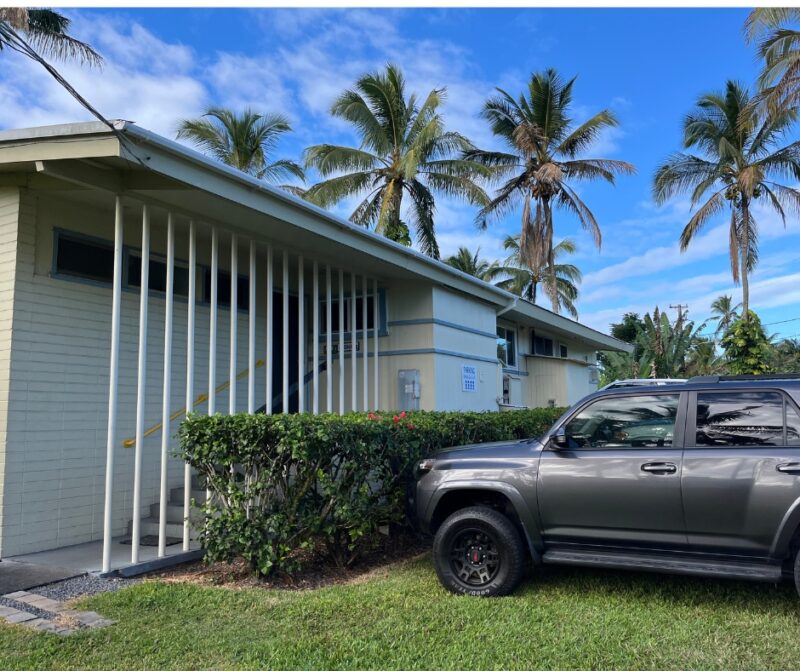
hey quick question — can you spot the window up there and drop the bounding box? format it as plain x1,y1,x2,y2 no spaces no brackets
559,344,568,359
787,401,800,446
320,295,378,335
54,233,114,283
127,253,190,298
564,394,680,449
202,268,249,311
695,392,787,446
533,333,554,357
497,326,516,367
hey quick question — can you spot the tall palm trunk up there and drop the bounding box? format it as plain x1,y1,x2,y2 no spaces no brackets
740,198,751,319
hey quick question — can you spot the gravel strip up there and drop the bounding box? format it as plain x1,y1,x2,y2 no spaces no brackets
30,574,139,602
0,596,54,621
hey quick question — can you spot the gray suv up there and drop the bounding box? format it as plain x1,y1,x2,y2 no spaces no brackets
416,375,800,597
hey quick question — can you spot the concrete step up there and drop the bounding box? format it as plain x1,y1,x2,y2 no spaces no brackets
149,501,204,524
135,517,188,540
170,487,207,505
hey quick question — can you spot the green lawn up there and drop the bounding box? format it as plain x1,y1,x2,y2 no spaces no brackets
1,554,798,670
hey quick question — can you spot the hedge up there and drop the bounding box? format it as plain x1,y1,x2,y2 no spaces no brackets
178,407,565,576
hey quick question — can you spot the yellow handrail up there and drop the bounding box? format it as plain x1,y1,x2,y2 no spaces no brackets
122,359,265,448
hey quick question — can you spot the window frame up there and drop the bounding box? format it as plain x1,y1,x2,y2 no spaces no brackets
52,227,117,286
532,331,554,358
547,390,687,451
126,248,191,299
686,388,800,449
496,325,517,367
316,288,388,340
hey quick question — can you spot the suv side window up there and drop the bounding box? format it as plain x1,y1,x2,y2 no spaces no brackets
695,391,786,446
787,401,800,446
564,394,680,449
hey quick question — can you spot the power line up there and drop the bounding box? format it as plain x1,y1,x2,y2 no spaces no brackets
764,316,800,326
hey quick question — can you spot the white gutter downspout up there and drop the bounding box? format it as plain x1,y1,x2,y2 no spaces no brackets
496,295,519,317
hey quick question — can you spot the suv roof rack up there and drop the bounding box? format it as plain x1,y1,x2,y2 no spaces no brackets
687,374,800,383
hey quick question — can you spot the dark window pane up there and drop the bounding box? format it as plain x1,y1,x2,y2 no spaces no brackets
695,392,785,446
128,255,189,297
533,335,554,357
565,394,679,449
202,268,248,309
787,402,800,446
560,344,568,358
56,235,114,283
353,296,375,331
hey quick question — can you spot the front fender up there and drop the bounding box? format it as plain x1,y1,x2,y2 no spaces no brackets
771,496,800,558
425,479,543,561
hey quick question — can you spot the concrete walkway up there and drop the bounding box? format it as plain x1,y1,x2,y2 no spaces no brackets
0,560,80,594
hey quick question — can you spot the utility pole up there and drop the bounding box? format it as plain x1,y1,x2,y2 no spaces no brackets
670,303,688,324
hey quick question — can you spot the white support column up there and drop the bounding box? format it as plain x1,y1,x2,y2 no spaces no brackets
183,219,196,552
373,279,379,411
282,250,289,414
312,261,319,414
351,272,357,412
297,256,305,413
158,212,176,558
338,269,345,415
247,240,256,414
209,227,218,415
326,265,333,412
265,246,273,414
131,204,149,564
362,275,369,411
101,196,124,574
229,234,238,415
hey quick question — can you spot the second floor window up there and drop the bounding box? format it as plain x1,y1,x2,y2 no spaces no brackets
497,326,516,367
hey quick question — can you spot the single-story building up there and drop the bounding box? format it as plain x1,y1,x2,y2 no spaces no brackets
0,120,631,572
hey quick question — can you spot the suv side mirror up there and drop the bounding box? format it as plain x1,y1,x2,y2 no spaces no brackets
552,426,568,449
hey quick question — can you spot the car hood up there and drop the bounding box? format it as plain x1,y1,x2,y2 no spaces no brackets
432,439,543,462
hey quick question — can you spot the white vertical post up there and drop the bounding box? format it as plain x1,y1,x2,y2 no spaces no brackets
265,246,273,414
362,275,369,411
297,256,305,413
158,212,175,558
101,196,124,574
209,227,218,415
183,219,196,552
282,250,289,414
373,279,379,411
338,269,345,415
247,240,256,414
326,265,332,412
131,204,149,564
312,261,319,414
229,234,238,414
350,272,357,412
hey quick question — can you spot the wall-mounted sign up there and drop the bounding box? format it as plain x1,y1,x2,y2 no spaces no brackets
461,365,477,392
322,340,361,356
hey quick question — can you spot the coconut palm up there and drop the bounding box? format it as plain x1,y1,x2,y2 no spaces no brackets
176,108,305,188
744,8,800,119
444,247,504,282
710,294,741,336
0,8,101,65
302,64,488,258
654,81,800,317
466,69,634,309
497,235,582,318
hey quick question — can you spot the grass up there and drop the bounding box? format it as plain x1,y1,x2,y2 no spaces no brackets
0,554,798,670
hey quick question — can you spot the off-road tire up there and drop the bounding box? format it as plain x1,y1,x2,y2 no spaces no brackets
433,506,526,597
794,546,800,598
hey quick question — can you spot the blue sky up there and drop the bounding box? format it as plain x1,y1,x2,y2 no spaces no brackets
3,7,800,338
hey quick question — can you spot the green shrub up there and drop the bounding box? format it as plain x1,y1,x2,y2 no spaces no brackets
178,407,564,576
721,310,774,375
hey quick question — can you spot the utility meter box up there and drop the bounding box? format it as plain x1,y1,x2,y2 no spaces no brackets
398,369,421,411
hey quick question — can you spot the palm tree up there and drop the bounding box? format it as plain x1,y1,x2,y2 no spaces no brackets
176,108,305,188
497,235,582,318
744,9,800,119
466,69,634,309
302,64,488,258
710,294,741,336
654,81,800,317
0,8,101,65
444,247,503,282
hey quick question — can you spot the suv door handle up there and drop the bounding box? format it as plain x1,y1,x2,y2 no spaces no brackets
641,462,677,474
776,463,800,474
